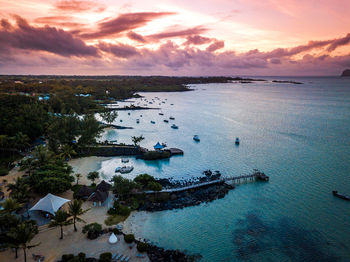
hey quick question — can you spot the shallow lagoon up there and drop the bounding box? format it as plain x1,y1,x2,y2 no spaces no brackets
95,77,350,261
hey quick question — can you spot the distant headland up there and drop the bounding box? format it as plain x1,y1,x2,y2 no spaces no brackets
341,69,350,77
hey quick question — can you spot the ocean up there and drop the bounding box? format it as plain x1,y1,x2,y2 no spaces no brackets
92,76,350,261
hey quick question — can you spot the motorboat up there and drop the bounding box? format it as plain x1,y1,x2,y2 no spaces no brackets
119,166,134,174
115,167,121,173
193,135,200,142
164,119,169,123
150,121,156,124
235,138,240,145
128,112,130,115
121,158,129,163
136,119,140,123
159,113,164,115
171,124,178,129
169,116,175,120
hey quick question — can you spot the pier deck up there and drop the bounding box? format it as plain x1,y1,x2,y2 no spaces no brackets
143,171,269,194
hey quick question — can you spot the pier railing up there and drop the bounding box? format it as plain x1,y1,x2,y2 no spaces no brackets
142,171,269,194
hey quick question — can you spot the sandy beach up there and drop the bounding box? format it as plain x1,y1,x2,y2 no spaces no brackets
0,199,149,262
69,156,112,185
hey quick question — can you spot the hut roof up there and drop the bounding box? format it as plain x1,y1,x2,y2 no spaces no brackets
153,142,164,150
88,190,108,203
96,180,112,192
76,185,94,199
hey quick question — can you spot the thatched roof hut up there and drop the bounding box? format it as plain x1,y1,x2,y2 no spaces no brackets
96,180,112,192
76,185,94,200
88,190,108,203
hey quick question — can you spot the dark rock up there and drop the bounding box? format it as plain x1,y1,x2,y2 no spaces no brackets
341,69,350,77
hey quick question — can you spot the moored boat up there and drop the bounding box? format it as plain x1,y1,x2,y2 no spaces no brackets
193,135,200,142
119,166,134,174
171,124,178,129
235,137,240,145
164,119,169,123
159,113,164,115
150,120,155,124
169,116,175,120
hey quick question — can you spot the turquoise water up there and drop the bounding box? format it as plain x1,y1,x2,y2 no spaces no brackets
98,77,350,261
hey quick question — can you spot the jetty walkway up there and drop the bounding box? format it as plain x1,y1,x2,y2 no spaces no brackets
144,171,269,194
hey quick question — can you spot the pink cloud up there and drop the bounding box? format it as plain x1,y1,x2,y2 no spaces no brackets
55,0,106,13
0,16,98,57
98,42,139,58
206,40,225,52
184,35,212,45
80,12,175,39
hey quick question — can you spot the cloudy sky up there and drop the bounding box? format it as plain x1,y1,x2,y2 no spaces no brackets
1,0,350,75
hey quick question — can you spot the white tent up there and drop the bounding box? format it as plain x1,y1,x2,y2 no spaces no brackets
29,193,70,215
109,233,118,244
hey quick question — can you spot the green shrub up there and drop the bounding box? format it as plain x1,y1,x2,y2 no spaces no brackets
142,151,170,160
78,252,86,262
62,254,75,262
124,234,135,243
82,222,102,239
0,168,8,176
137,242,149,253
99,252,112,262
147,181,162,191
108,204,131,216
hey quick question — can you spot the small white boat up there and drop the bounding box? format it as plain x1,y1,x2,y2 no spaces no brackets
235,138,240,145
171,124,178,129
193,135,200,142
120,166,134,174
121,158,129,163
115,167,121,173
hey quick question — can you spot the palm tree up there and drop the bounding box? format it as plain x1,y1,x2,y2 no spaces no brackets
14,132,30,152
32,145,53,167
131,135,145,146
2,198,22,213
7,222,40,262
59,144,76,161
68,199,90,231
87,171,99,184
49,210,72,239
75,173,82,185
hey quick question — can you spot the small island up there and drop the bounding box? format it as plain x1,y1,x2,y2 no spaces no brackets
341,69,350,77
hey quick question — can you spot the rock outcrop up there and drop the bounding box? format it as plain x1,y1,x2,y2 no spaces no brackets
341,69,350,77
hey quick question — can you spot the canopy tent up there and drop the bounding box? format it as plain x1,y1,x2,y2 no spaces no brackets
29,193,70,215
153,142,164,150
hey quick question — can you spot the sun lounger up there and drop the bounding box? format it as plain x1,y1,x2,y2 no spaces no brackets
112,253,118,260
124,256,130,262
116,254,123,260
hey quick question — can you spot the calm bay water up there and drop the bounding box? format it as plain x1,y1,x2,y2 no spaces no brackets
97,77,350,261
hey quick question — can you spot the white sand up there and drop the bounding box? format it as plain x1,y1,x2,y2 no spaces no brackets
69,156,112,185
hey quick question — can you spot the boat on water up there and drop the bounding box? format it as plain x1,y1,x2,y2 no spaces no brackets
193,135,200,142
120,120,123,122
159,113,164,115
171,124,178,129
115,166,134,174
128,112,130,115
164,119,169,123
150,121,155,124
121,158,129,163
169,116,175,120
235,137,240,145
170,104,174,105
332,191,350,201
136,119,140,123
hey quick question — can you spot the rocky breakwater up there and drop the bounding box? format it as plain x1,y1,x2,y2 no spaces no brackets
138,170,235,212
147,244,200,262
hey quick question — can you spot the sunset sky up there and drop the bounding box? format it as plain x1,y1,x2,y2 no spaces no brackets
1,0,350,75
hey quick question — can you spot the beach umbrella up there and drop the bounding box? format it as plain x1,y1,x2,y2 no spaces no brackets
109,233,118,244
153,142,164,150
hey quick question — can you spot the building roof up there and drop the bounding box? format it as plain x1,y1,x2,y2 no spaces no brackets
76,185,94,199
153,142,164,150
29,193,70,215
88,190,108,203
96,180,112,192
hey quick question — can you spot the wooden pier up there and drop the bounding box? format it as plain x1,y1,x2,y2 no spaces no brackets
142,171,269,194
